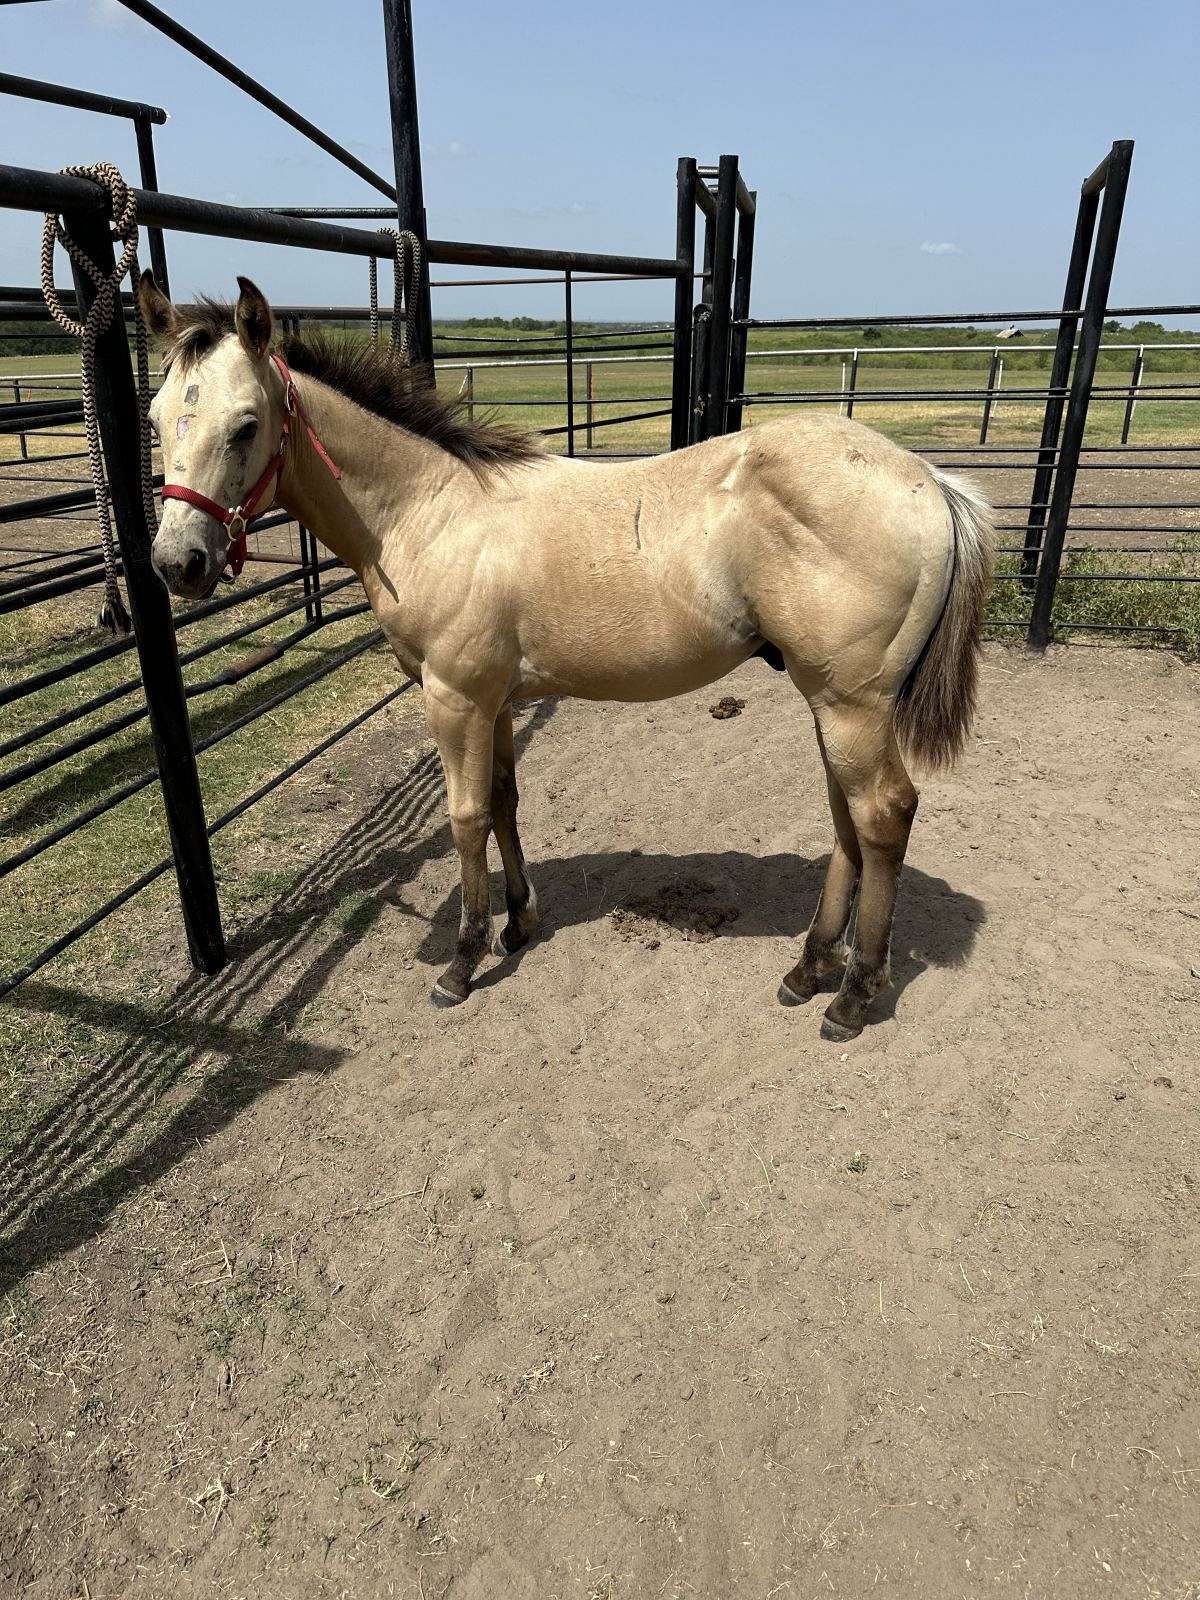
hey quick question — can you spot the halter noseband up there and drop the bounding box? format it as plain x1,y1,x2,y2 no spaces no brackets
159,351,341,576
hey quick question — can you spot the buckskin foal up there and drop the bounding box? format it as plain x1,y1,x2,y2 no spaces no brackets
140,275,992,1041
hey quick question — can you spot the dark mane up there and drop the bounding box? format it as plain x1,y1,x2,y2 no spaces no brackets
163,295,238,372
163,300,544,478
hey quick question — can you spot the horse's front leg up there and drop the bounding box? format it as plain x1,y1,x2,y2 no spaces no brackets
491,706,539,957
425,676,495,1007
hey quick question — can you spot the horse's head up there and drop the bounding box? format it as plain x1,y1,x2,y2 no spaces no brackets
141,273,284,598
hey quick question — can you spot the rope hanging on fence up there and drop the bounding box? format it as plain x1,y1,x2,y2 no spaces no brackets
39,162,158,637
367,227,423,358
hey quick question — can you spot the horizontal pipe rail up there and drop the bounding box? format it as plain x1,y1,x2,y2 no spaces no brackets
0,164,680,277
0,678,413,1000
0,556,341,707
0,601,371,794
0,627,381,882
737,303,1200,330
541,406,671,437
0,70,167,124
0,573,364,763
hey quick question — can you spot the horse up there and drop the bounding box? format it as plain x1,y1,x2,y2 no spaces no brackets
139,274,993,1042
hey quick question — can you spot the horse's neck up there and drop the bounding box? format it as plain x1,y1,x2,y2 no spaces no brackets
275,374,476,574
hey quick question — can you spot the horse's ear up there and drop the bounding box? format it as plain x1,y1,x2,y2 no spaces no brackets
235,276,273,359
138,269,175,339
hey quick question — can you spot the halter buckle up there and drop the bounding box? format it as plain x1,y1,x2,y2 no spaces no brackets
227,508,247,540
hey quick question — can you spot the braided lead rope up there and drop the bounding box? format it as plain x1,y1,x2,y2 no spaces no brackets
367,227,422,355
40,162,158,636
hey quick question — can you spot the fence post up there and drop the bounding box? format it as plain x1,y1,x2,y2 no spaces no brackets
133,111,170,295
564,268,574,458
671,156,697,451
381,0,434,370
845,348,860,419
690,303,711,443
465,365,474,424
585,360,595,449
689,191,717,445
979,347,1002,443
299,524,314,624
1021,176,1103,581
725,184,756,434
1028,141,1133,652
1120,344,1144,444
13,378,27,460
700,154,738,441
64,201,226,973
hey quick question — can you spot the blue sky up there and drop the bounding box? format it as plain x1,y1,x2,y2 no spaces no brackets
2,0,1198,324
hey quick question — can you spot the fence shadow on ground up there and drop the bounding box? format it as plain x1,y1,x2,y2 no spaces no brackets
0,700,559,1293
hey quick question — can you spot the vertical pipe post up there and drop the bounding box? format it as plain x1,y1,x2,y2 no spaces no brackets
979,346,1002,443
701,154,739,441
690,183,717,444
700,203,717,308
299,522,314,624
13,378,27,460
586,359,595,449
845,348,860,419
381,0,434,370
64,202,225,973
308,528,323,621
671,157,697,451
465,365,474,424
1021,184,1102,580
1121,344,1144,444
133,113,170,296
564,269,574,458
725,188,757,434
1028,141,1133,652
689,303,711,444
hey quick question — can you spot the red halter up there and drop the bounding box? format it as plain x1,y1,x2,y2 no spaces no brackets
159,352,341,576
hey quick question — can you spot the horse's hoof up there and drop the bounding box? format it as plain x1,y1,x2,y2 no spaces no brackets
493,924,530,959
430,982,468,1009
820,1014,862,1043
778,978,814,1007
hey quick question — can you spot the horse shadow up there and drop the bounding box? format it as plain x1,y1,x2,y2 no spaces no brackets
419,841,986,1010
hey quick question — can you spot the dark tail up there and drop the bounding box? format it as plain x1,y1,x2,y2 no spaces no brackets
893,467,994,770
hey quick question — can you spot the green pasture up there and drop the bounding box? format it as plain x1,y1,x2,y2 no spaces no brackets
4,317,1199,461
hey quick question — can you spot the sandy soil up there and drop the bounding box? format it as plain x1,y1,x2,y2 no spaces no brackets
2,643,1199,1598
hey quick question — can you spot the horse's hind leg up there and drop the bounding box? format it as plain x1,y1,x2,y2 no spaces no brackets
810,704,919,1042
779,737,861,1005
491,706,539,957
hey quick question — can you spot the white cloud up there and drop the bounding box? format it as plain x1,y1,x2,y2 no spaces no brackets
920,241,963,256
427,140,475,161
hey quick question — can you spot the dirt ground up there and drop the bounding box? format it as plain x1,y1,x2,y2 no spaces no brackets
2,642,1200,1599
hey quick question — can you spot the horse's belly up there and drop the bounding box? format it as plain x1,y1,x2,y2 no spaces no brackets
514,540,760,701
514,601,758,702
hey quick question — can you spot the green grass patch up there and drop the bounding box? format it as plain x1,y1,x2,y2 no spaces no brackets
987,536,1200,652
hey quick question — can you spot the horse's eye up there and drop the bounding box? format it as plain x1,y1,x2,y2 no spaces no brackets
231,418,258,445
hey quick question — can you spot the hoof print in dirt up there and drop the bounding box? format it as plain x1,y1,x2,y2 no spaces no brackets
709,695,746,720
611,876,740,948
